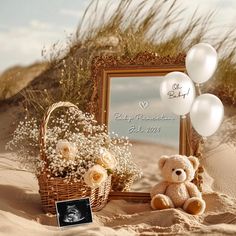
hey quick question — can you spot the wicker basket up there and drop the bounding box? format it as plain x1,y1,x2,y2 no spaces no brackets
37,101,111,214
111,174,136,192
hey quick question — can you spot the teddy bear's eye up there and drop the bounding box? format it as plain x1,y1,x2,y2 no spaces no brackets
184,169,186,172
172,168,175,171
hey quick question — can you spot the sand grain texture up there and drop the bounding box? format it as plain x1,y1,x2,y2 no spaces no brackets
1,150,236,236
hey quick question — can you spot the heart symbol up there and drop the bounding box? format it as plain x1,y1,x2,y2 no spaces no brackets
139,101,149,109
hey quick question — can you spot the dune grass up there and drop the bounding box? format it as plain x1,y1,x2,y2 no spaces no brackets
19,0,236,117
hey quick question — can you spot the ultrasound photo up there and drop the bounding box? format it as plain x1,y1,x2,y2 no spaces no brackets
56,198,93,227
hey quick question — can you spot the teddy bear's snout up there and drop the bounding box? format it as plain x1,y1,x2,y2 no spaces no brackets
171,168,186,182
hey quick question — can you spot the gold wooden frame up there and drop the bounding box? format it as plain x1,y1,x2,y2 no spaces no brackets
90,52,191,154
90,52,200,200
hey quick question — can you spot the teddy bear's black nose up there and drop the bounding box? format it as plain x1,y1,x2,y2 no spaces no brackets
176,170,182,175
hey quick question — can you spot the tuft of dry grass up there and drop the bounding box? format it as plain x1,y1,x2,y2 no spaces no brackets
5,0,236,120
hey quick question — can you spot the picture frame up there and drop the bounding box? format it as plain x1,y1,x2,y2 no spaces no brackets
90,52,201,199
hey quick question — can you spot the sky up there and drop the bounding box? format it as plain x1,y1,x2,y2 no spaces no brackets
0,0,235,72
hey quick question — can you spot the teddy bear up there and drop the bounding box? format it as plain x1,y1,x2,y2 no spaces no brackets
150,154,206,215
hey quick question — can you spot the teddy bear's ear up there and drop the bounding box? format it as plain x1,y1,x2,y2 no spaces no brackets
158,155,169,169
188,156,199,171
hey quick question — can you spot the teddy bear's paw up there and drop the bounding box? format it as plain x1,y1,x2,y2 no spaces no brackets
183,197,206,215
151,194,174,210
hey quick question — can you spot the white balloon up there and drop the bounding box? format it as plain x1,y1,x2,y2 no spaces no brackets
186,43,218,84
160,72,196,116
190,93,224,137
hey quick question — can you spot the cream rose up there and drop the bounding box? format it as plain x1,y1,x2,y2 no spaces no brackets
56,140,77,161
84,165,108,188
96,148,116,170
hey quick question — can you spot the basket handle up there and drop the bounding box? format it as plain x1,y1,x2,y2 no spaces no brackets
39,101,78,163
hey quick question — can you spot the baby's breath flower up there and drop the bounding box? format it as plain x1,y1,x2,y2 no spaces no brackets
6,107,142,183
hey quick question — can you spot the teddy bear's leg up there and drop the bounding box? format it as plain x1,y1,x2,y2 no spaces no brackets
183,197,206,215
151,194,174,210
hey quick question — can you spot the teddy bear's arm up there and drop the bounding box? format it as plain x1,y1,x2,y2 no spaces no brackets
186,182,201,198
150,181,169,198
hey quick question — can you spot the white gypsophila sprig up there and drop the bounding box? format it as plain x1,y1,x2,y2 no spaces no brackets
6,107,142,182
6,117,42,172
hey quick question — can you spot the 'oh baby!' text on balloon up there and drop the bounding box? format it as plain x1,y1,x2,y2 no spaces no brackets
167,83,190,99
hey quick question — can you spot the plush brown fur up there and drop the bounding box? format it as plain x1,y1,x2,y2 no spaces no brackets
151,155,206,215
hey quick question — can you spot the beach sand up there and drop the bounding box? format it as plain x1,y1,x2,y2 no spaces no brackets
1,99,236,235
1,142,236,236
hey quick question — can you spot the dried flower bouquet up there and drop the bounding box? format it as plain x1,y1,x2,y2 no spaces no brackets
7,102,142,190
